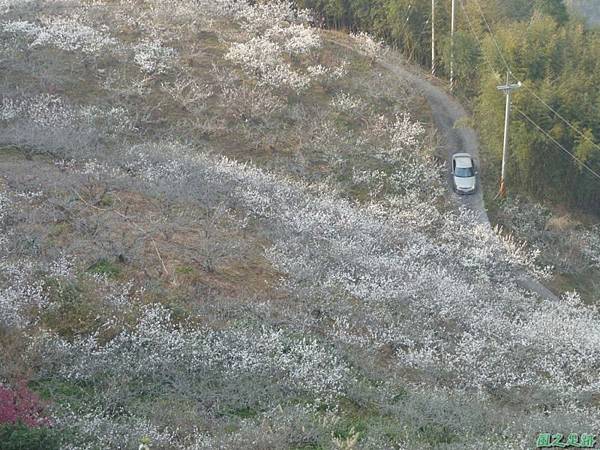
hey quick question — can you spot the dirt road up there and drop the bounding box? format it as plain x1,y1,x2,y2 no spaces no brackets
379,50,561,300
329,34,559,300
327,33,488,222
378,54,489,225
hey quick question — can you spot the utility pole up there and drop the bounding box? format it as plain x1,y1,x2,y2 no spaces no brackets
496,73,521,198
431,0,436,76
450,0,456,91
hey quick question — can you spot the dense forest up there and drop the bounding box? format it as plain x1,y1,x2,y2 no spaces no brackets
294,0,600,213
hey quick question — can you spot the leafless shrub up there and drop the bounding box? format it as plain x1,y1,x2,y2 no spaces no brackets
161,75,213,112
217,81,284,122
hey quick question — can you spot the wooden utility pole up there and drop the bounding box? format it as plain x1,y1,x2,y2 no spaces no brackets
432,0,436,76
496,73,521,198
450,0,456,90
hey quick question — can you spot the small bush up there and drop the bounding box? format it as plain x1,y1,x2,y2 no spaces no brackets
29,380,93,409
417,423,456,446
0,383,49,428
0,423,59,450
40,279,102,338
86,258,121,278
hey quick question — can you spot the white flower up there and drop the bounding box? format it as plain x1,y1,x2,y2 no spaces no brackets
350,31,387,61
223,1,335,92
2,16,118,54
330,92,365,113
581,225,600,268
133,39,177,74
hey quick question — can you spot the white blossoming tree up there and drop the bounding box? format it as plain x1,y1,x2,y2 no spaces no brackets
351,31,387,63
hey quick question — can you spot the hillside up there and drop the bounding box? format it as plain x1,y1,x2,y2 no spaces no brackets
1,1,600,449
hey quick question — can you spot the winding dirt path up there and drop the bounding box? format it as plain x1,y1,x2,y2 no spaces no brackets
380,54,490,225
326,33,488,223
327,33,559,301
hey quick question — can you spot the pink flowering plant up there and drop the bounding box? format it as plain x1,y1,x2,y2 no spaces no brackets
0,382,50,427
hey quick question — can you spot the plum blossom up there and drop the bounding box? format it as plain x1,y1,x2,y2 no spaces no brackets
2,16,118,54
1,94,133,137
581,225,600,268
350,31,387,62
0,94,78,128
51,407,178,449
0,0,33,14
226,36,311,91
223,0,332,92
133,39,177,74
1,0,599,445
389,112,426,153
0,382,50,427
266,23,321,55
36,304,352,400
234,0,312,34
109,143,584,399
0,260,49,328
307,62,348,81
330,92,366,114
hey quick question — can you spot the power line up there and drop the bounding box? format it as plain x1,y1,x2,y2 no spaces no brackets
470,0,513,78
465,0,600,176
480,0,600,158
523,87,600,156
458,1,600,188
515,106,600,183
457,0,500,77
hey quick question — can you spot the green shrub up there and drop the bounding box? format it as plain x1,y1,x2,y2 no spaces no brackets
40,278,101,338
417,423,456,446
0,423,59,450
86,258,121,278
29,380,94,408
